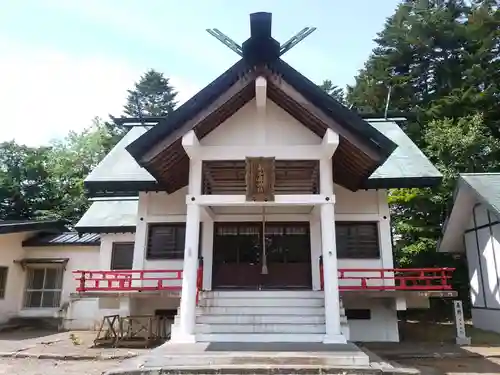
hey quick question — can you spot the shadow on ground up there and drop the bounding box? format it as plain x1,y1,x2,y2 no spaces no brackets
360,320,500,374
0,328,59,341
400,320,500,346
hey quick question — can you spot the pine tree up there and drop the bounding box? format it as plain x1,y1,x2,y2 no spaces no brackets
347,0,500,299
319,80,346,105
123,69,178,117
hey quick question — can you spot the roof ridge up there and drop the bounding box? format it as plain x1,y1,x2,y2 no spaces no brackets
460,172,500,176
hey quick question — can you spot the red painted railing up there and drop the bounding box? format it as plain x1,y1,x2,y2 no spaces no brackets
196,258,204,305
73,257,206,303
73,269,183,292
319,259,454,291
74,263,453,294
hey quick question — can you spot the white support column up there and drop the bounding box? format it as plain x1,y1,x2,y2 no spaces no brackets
201,219,214,291
132,192,149,289
319,155,346,344
310,217,322,291
175,135,202,343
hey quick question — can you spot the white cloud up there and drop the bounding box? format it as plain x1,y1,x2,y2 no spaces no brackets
0,39,200,146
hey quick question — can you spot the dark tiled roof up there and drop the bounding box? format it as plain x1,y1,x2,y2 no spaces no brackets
0,220,67,235
22,232,100,247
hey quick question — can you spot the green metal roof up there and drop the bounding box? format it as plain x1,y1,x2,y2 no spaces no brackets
84,119,441,196
75,199,138,233
460,173,500,215
364,120,442,188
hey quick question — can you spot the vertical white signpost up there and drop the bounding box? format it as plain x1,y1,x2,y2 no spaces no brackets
454,300,471,345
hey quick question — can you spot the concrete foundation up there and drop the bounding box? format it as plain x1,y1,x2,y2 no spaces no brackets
105,341,416,374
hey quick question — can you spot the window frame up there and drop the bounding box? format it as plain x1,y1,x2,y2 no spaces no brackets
335,221,380,259
23,266,63,309
146,223,187,260
0,267,8,299
110,242,135,270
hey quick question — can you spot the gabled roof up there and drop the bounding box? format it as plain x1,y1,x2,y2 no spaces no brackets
75,198,138,233
23,232,100,247
364,120,441,188
439,173,500,253
84,118,441,197
0,220,67,235
125,59,396,164
84,126,157,196
112,13,398,193
85,13,440,196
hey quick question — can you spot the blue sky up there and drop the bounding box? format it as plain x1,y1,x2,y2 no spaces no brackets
0,0,400,145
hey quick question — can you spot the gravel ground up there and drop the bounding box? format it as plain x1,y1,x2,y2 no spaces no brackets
0,357,122,375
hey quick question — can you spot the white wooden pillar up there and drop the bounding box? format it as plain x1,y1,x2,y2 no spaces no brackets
175,140,202,342
201,219,214,290
319,156,346,344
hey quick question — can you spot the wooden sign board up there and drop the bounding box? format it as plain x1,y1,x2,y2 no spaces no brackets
245,157,275,202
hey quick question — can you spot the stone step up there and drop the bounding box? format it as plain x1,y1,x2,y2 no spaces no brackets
196,332,326,343
198,306,326,315
196,323,325,334
196,314,326,324
201,290,324,299
199,297,324,308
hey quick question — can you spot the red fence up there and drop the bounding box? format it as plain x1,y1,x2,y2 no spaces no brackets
319,266,454,291
74,265,453,294
72,269,183,292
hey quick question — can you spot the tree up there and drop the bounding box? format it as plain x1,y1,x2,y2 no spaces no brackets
47,117,119,223
347,0,500,305
0,142,56,220
123,69,178,117
319,80,346,105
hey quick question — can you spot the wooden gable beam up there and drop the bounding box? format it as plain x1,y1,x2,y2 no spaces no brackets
265,73,382,162
142,71,257,164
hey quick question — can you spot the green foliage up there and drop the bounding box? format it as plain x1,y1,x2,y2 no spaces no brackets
319,80,346,105
347,0,500,308
0,68,180,224
0,142,55,220
123,69,178,117
48,117,118,223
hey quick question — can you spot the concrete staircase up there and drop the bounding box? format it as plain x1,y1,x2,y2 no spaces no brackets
184,290,349,343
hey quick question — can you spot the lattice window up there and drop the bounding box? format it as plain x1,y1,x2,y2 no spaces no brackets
336,222,380,259
147,224,186,260
111,242,134,270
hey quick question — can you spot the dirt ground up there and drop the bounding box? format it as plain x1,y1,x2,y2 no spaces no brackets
363,320,500,374
0,357,121,375
0,329,148,358
1,322,500,374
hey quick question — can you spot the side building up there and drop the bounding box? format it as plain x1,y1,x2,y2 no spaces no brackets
439,173,500,333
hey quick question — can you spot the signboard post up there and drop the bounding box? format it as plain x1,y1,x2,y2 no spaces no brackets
453,300,471,345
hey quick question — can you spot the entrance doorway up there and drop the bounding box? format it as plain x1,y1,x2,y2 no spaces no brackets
212,222,312,290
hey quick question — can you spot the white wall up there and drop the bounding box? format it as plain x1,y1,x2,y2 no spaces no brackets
336,188,394,290
0,233,31,323
343,297,399,342
23,245,99,326
471,308,500,334
0,232,100,327
132,173,395,290
200,98,321,147
464,204,500,316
